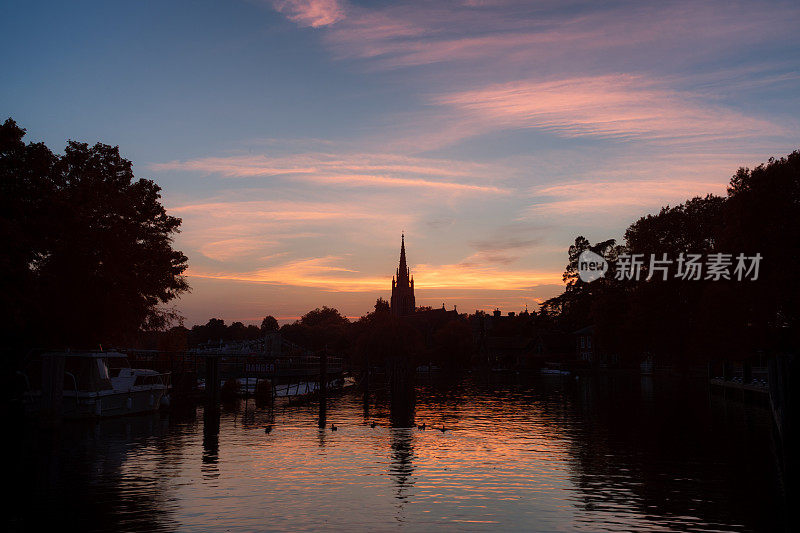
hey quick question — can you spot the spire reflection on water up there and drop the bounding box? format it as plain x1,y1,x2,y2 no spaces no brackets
389,428,416,523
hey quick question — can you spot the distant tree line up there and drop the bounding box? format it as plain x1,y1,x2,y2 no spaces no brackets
150,301,476,370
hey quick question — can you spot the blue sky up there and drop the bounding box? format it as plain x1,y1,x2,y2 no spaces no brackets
3,0,799,325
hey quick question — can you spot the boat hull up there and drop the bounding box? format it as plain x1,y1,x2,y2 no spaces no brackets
62,388,167,418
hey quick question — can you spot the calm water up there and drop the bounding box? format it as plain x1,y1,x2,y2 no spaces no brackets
10,375,789,531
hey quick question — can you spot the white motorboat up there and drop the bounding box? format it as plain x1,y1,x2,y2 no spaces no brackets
23,351,170,418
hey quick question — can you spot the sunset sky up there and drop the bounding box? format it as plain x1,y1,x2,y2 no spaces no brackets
3,0,799,325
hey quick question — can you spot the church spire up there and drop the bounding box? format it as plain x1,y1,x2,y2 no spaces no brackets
398,233,407,278
391,232,415,317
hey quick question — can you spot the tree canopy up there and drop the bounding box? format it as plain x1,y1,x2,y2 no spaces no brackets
541,149,800,366
0,118,189,353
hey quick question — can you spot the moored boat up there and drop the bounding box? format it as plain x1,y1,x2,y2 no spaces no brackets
22,351,170,418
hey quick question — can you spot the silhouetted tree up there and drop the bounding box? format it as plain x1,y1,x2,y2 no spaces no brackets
0,118,188,354
541,150,800,368
374,297,390,317
260,315,279,332
300,306,349,328
281,306,350,352
540,236,619,330
715,152,800,352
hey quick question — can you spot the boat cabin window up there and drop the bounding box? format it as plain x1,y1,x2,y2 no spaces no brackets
63,357,113,391
106,357,131,377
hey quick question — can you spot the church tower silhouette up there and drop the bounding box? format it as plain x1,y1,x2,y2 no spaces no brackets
391,233,416,317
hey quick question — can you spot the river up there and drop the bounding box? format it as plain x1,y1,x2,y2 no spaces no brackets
9,374,788,531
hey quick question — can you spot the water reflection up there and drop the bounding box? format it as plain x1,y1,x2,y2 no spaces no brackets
318,395,327,429
12,414,184,531
10,375,789,532
389,428,416,496
389,428,416,524
202,407,220,480
568,375,785,531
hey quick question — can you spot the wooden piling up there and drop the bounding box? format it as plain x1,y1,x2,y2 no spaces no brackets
319,348,328,400
318,348,328,428
389,356,415,428
206,356,220,407
41,353,65,421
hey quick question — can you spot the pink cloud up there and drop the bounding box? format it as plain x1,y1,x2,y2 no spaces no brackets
312,1,796,71
433,75,783,142
152,152,505,192
167,198,420,267
265,1,797,150
272,0,345,28
528,179,728,216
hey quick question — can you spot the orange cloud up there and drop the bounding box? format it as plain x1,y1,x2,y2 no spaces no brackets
188,256,386,292
415,263,562,291
188,255,562,293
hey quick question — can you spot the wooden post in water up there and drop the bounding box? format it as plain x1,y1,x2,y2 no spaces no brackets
41,353,65,421
206,356,220,408
389,356,415,428
319,347,328,399
318,348,328,428
362,352,370,419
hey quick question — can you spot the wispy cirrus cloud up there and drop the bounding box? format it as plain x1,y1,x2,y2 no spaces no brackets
170,199,377,221
267,0,796,151
528,179,728,216
296,0,798,73
169,198,415,265
465,223,546,266
432,75,783,143
153,152,506,192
